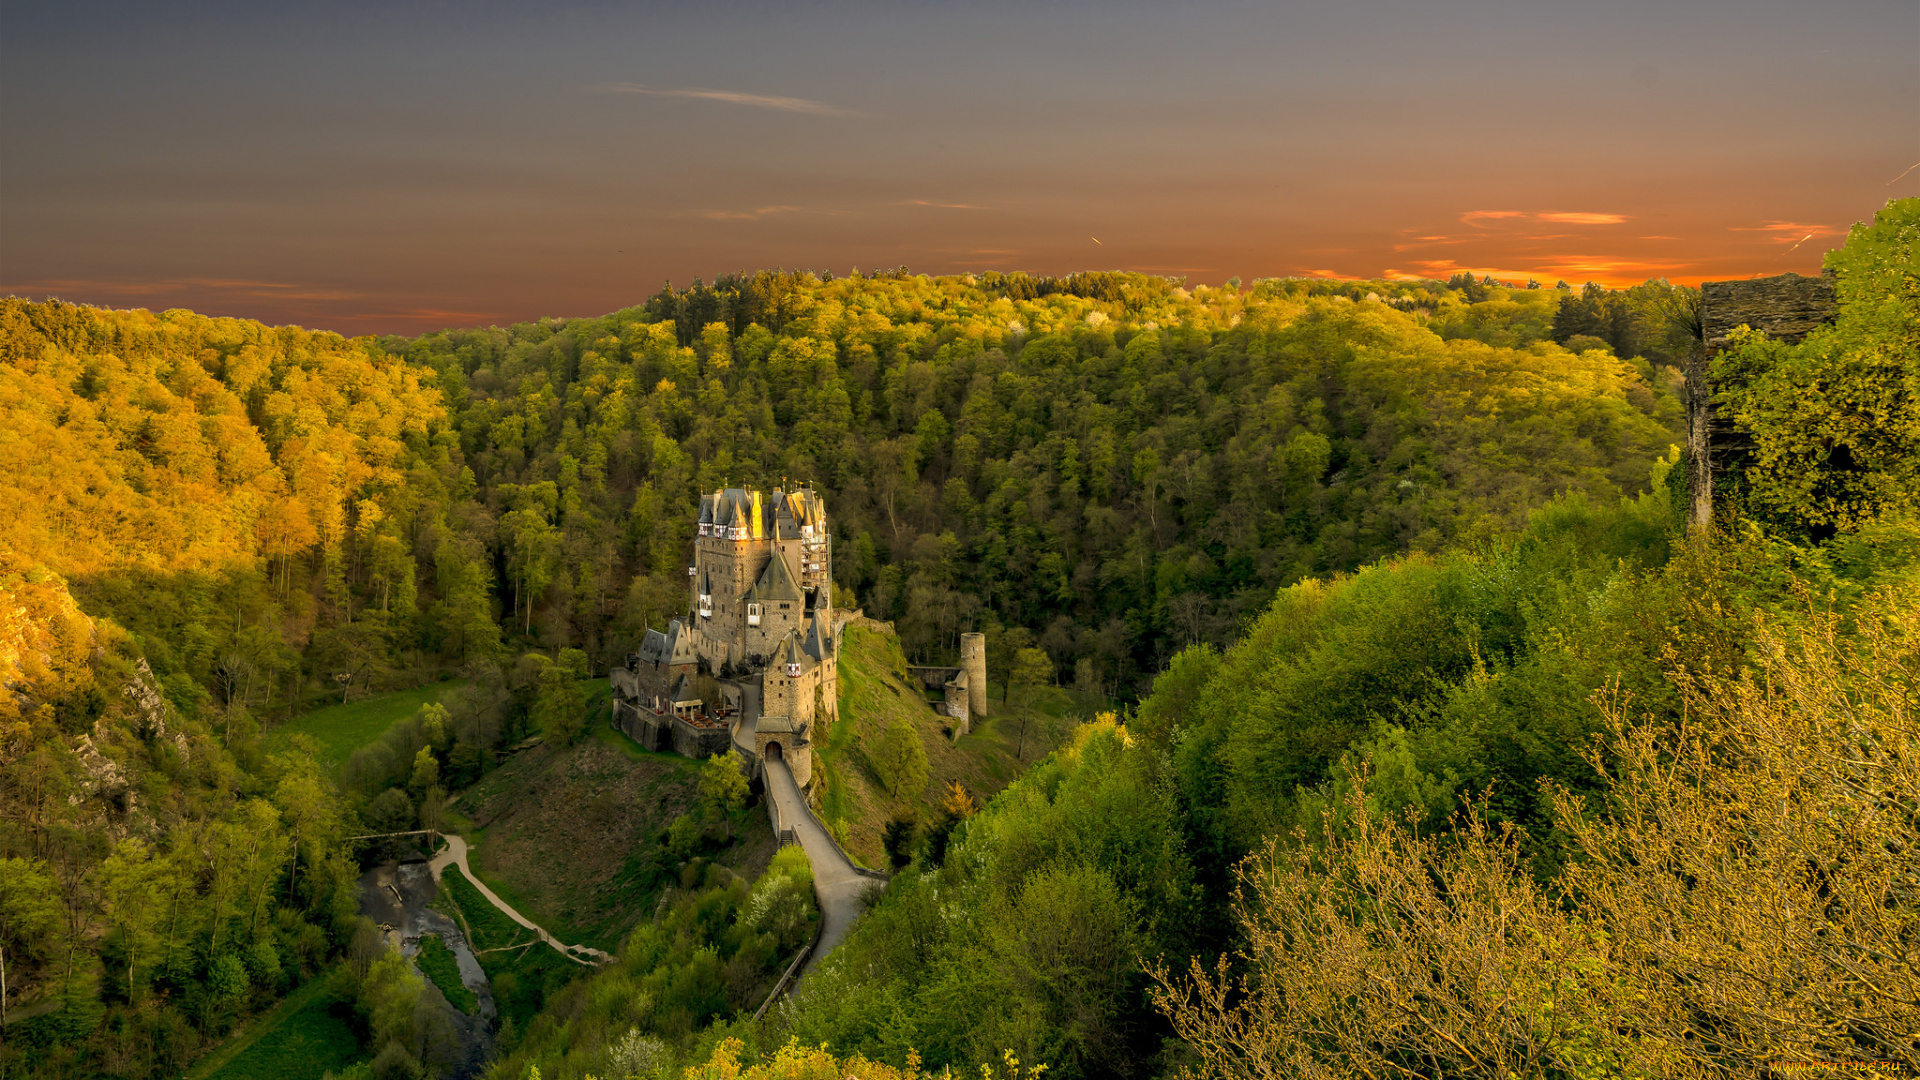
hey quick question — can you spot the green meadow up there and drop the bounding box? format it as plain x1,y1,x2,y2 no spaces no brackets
186,971,363,1080
264,680,468,769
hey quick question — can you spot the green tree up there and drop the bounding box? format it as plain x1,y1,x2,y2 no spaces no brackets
1713,197,1919,534
503,508,562,635
532,661,587,745
366,788,414,834
95,839,163,1002
1010,646,1053,759
0,856,58,1026
407,745,440,800
698,753,749,815
871,717,930,803
881,815,918,870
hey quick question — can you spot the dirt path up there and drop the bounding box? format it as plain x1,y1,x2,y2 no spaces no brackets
430,835,614,966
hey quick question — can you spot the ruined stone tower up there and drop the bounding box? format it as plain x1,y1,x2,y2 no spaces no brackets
960,633,988,720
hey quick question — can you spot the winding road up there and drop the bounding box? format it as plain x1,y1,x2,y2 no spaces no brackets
429,834,614,966
762,756,883,976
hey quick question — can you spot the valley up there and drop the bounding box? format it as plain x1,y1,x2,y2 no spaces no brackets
1,199,1914,1079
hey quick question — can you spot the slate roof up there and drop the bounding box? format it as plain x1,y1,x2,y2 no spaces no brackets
771,630,808,672
662,618,698,665
637,627,670,665
704,486,822,541
745,550,804,604
803,615,831,661
669,673,701,706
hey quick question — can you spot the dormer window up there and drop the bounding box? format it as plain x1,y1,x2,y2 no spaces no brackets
786,661,802,678
747,603,762,626
699,594,712,618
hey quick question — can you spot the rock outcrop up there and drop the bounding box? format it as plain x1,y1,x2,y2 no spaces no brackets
1700,271,1837,351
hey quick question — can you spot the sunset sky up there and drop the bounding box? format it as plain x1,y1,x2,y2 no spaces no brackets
3,0,1915,335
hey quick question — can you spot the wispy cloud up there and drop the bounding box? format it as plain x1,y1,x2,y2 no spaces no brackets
1536,212,1628,225
1462,210,1627,227
1731,220,1840,244
893,199,988,210
595,82,857,116
1531,256,1687,281
693,205,847,222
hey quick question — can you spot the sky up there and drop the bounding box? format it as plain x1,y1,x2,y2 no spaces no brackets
3,0,1915,336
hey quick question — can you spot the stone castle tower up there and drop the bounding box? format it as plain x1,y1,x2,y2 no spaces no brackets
960,632,988,720
611,485,838,788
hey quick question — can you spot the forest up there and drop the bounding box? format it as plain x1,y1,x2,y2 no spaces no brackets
0,196,1912,1080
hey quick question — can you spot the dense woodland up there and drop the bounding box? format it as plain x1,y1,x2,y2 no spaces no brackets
0,197,1912,1080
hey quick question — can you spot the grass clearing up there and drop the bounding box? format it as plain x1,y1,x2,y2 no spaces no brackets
416,935,477,1015
432,864,582,1033
439,864,533,952
264,680,467,769
457,728,753,953
477,940,580,1035
187,969,363,1080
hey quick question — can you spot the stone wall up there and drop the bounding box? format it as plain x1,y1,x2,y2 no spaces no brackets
906,665,962,692
671,717,733,758
610,698,731,758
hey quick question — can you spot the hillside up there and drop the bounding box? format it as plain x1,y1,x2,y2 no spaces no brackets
456,720,777,954
766,198,1920,1080
815,623,1099,867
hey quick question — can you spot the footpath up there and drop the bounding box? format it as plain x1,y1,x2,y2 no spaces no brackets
429,834,613,966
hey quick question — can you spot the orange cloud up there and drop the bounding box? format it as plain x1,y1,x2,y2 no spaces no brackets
1731,220,1842,243
696,205,848,221
1462,210,1627,227
1389,259,1543,283
894,199,989,210
1461,210,1530,226
1536,212,1628,225
1530,256,1689,287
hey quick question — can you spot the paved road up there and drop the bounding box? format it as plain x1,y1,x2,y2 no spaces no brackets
430,834,613,966
763,756,880,975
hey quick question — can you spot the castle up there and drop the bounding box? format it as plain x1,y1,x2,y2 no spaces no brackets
610,486,840,788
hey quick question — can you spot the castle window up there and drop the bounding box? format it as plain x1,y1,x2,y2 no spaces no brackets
747,603,762,626
699,594,712,618
780,602,790,611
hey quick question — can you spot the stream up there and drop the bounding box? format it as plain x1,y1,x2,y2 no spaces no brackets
357,860,497,1079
